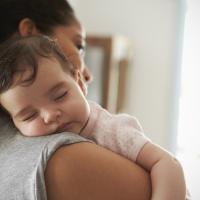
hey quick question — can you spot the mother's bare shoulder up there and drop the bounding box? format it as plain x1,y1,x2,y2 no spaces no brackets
45,142,151,200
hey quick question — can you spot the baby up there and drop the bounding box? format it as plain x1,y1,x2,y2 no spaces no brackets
0,36,187,200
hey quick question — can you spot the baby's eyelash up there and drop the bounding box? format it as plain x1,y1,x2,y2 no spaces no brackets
23,112,37,121
54,91,68,101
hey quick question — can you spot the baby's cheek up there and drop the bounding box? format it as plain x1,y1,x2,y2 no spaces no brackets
18,122,44,137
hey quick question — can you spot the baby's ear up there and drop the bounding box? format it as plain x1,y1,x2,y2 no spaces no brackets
73,69,88,96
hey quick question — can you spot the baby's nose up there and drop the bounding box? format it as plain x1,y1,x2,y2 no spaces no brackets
43,109,61,124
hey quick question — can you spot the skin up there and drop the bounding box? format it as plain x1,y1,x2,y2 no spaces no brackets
5,17,152,199
0,58,186,199
18,18,93,83
0,58,90,137
45,142,151,200
53,22,87,73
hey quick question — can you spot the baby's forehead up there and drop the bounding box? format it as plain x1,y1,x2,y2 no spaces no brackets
10,67,35,89
0,36,75,95
16,56,71,82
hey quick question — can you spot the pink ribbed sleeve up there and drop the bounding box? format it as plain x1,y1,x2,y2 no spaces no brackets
81,101,150,162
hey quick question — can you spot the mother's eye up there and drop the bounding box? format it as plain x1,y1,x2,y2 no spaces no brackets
76,44,86,57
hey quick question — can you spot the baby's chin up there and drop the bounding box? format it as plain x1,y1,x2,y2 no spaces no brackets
56,122,85,135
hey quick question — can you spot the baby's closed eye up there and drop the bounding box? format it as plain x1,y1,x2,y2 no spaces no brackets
22,112,38,121
54,91,68,102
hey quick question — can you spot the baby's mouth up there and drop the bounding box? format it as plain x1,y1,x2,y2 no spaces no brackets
57,122,74,133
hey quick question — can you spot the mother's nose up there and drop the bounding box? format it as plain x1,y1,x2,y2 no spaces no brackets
83,66,93,83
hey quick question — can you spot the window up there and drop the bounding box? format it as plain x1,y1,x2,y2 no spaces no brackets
177,1,200,199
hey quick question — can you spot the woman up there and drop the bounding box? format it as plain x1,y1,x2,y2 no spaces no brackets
0,0,151,199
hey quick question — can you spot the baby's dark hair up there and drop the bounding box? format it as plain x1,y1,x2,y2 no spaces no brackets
0,0,76,42
0,35,73,94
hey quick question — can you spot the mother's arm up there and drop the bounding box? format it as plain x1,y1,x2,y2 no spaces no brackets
45,142,151,200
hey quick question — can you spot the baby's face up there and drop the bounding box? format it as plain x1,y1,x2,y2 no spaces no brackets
0,57,90,136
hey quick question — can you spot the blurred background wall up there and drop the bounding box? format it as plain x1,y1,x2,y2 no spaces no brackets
69,1,200,198
70,0,185,151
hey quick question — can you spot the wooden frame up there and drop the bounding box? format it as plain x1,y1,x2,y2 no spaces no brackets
86,35,132,113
